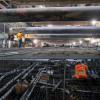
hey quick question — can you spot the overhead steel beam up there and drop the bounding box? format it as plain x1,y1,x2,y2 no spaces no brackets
31,21,90,26
1,0,9,6
33,34,100,38
13,0,100,4
11,26,100,34
0,3,7,9
0,6,100,13
0,6,100,22
11,26,100,38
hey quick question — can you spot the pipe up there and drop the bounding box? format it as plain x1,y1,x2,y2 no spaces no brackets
25,26,100,31
22,63,38,80
0,4,7,9
0,64,34,96
0,6,100,22
0,85,15,100
20,71,42,100
0,6,100,13
12,26,100,34
0,69,20,82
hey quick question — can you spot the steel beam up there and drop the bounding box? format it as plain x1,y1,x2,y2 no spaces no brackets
0,3,7,9
11,26,100,38
0,6,100,22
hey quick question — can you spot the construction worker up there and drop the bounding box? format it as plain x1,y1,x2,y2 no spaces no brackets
16,32,24,48
73,62,88,79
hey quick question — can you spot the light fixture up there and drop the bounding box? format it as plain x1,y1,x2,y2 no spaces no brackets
33,39,38,44
79,40,82,44
36,5,45,8
90,38,96,44
9,28,13,31
91,19,97,26
72,42,76,45
84,38,91,41
47,24,53,27
41,42,44,47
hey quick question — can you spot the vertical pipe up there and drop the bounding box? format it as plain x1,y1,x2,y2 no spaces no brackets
46,67,48,100
10,0,12,8
63,60,66,100
3,23,6,48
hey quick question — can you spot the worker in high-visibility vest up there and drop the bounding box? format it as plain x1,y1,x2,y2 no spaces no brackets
73,62,88,79
16,32,24,48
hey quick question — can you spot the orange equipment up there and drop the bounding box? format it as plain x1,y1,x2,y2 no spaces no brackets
73,63,88,79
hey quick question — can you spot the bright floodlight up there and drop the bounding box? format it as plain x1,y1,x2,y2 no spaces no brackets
33,39,38,44
79,40,82,44
47,24,53,27
84,38,91,41
90,38,96,44
9,28,13,31
72,42,76,45
36,5,45,8
91,20,97,26
41,42,44,46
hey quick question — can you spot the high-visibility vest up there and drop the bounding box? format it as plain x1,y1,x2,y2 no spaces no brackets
74,64,88,79
17,32,24,40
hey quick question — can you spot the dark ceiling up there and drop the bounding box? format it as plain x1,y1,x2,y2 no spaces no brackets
12,0,100,4
11,0,100,7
